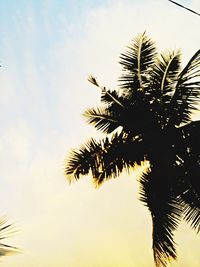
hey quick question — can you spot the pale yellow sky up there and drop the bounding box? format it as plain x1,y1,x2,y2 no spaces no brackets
0,1,199,267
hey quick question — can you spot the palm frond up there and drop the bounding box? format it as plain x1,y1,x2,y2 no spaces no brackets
147,50,181,128
101,88,123,105
180,188,200,233
88,75,125,108
0,218,18,257
93,133,145,185
179,121,200,156
83,107,120,134
173,164,200,233
119,32,156,91
149,50,181,98
168,50,200,126
178,50,200,84
139,168,181,267
174,121,200,232
88,75,99,87
174,121,200,166
102,88,124,108
65,133,145,185
65,138,101,181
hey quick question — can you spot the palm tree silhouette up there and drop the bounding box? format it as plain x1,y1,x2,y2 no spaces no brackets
65,33,200,267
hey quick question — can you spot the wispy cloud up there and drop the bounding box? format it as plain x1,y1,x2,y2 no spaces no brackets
0,1,199,267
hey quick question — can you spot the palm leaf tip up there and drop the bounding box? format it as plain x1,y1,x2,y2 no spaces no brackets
88,75,99,87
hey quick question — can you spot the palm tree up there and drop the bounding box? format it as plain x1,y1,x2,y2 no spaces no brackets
65,33,200,267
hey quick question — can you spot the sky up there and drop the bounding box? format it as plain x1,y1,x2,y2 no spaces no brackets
0,0,199,267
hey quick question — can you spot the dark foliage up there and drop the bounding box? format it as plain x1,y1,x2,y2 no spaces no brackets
65,33,200,267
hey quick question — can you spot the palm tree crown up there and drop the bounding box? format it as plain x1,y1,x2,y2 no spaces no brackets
65,33,200,267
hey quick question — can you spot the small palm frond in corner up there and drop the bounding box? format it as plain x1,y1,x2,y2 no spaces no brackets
0,217,18,257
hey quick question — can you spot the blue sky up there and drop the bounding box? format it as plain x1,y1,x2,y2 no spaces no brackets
0,1,199,267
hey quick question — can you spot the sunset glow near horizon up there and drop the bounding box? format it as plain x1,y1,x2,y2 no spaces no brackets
0,1,200,267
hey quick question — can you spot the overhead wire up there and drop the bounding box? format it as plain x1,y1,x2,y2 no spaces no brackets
168,0,200,17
